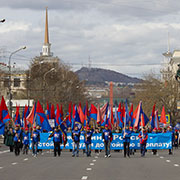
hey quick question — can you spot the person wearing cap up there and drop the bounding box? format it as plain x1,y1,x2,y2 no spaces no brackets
138,127,148,157
174,129,179,149
122,126,131,158
102,124,112,158
94,127,100,154
22,128,29,154
31,126,40,157
84,126,94,157
14,124,23,151
72,125,81,157
36,125,43,154
48,126,63,157
5,127,14,152
81,127,87,155
129,127,135,155
14,132,21,156
151,128,158,155
166,126,173,155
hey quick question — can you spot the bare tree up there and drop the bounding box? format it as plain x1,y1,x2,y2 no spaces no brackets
133,73,179,125
26,56,88,111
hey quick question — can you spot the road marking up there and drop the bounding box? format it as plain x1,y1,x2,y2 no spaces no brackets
86,168,92,171
92,159,96,162
12,162,17,165
166,160,171,163
0,167,3,169
174,164,179,167
160,156,164,159
95,156,98,158
90,163,94,166
3,150,9,153
0,150,9,154
24,158,28,161
81,176,88,180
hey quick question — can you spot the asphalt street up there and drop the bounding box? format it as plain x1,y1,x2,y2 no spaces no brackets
1,146,180,180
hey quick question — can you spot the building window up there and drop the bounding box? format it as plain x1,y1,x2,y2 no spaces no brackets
14,78,21,87
4,79,9,87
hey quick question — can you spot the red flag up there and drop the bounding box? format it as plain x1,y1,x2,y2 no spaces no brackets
97,104,102,124
160,106,166,124
51,104,55,119
72,104,76,119
100,103,108,120
68,102,72,123
23,105,28,128
79,105,85,124
26,103,36,125
133,102,141,128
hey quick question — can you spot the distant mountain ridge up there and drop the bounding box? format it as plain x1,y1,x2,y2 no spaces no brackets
76,67,142,85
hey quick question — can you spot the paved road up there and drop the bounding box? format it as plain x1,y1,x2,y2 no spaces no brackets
1,146,180,180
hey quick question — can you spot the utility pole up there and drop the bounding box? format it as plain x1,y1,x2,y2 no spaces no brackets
8,46,26,117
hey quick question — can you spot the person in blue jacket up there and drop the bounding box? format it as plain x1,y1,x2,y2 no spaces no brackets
31,126,40,157
48,126,63,157
84,127,94,157
22,128,29,155
13,132,21,156
166,126,173,155
151,128,158,155
102,124,112,158
36,125,43,154
122,126,131,158
138,127,148,157
72,125,81,157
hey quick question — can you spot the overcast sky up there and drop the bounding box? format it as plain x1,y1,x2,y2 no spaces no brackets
1,0,180,78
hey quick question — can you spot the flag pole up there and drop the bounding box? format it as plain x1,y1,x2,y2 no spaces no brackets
123,112,126,137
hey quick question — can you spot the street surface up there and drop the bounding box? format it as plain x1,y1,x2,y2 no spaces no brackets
1,146,180,180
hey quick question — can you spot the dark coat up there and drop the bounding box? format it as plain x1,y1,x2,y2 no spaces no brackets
5,131,14,146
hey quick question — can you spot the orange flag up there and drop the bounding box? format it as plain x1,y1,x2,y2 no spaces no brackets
160,106,166,124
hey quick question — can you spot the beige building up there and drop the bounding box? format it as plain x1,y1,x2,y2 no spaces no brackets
161,49,180,81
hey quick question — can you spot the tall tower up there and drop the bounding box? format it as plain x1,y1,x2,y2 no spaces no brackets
42,7,52,57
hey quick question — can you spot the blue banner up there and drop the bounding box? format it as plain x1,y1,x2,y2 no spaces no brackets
29,133,172,150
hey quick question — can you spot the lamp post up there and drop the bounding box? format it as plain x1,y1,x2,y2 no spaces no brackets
43,68,55,109
8,46,26,117
0,19,5,23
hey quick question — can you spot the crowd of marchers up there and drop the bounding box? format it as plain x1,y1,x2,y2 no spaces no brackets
2,124,179,158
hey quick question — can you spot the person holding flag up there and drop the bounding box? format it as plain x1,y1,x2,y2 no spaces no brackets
166,126,173,155
31,126,40,157
84,126,94,157
72,125,81,157
14,131,21,156
151,128,158,155
22,127,29,154
102,124,112,158
122,126,131,158
138,127,148,157
48,126,63,157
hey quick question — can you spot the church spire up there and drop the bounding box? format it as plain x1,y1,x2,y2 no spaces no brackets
41,7,52,56
44,7,49,44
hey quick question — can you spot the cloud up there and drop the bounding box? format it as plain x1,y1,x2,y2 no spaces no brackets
1,1,180,78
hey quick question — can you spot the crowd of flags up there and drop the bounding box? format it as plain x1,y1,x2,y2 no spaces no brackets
0,96,169,135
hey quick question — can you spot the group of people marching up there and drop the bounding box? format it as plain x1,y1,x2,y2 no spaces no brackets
3,124,180,158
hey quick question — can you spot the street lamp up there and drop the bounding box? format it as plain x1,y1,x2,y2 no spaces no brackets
8,46,26,117
43,68,55,109
0,19,5,23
